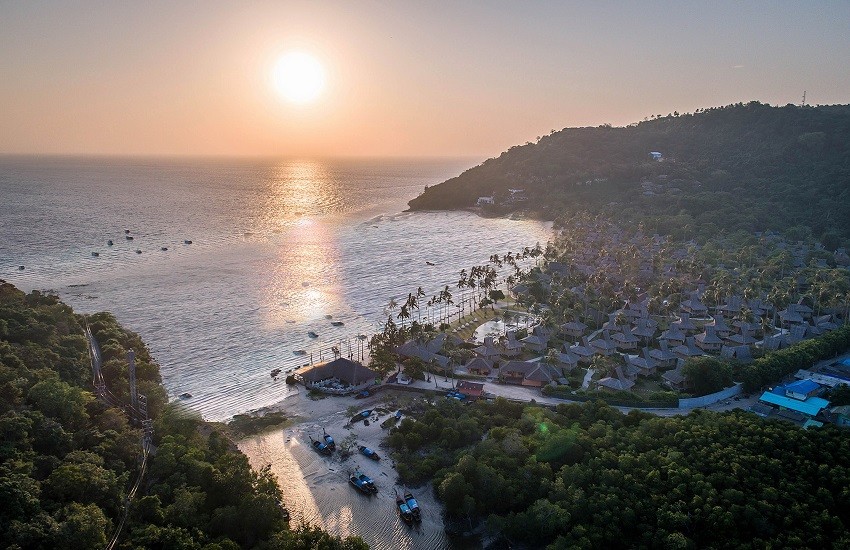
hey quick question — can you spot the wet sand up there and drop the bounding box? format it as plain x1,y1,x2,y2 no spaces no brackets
238,389,455,549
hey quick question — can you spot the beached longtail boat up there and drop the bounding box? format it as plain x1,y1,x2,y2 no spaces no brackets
350,409,372,423
323,428,335,450
404,490,421,522
358,445,380,461
349,473,372,495
355,471,378,494
395,489,414,523
309,436,332,456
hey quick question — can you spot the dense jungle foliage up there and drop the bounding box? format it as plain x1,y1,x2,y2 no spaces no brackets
388,398,850,549
408,102,850,247
0,282,366,550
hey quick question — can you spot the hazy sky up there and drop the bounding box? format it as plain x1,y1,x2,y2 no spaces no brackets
2,1,849,157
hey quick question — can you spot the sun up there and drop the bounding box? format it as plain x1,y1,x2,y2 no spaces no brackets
272,52,325,104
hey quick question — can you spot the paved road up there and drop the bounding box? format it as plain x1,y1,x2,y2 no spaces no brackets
393,371,758,417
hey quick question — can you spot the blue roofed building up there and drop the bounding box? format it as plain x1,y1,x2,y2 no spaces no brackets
758,391,830,418
783,379,822,400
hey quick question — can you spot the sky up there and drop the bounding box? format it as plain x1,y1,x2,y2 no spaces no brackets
2,1,849,158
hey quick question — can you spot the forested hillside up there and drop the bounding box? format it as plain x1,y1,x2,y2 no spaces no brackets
408,102,850,246
388,398,850,549
0,282,366,550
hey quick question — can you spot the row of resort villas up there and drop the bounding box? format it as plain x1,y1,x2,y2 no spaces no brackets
293,288,845,408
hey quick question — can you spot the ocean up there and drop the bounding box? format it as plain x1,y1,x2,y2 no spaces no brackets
1,156,551,421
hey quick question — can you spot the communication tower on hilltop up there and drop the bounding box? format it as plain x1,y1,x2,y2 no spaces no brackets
801,91,806,106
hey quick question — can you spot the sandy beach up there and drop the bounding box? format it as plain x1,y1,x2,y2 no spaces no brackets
237,387,457,550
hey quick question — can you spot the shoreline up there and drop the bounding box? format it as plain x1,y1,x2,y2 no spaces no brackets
237,388,455,549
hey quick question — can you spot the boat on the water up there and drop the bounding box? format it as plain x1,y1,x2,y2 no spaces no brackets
135,249,142,254
161,247,168,251
18,266,24,271
395,489,414,523
126,235,134,240
426,261,435,266
404,490,422,522
310,436,332,456
293,350,306,355
331,321,344,327
359,445,380,461
91,252,99,257
270,368,282,378
184,240,192,244
350,410,372,423
323,429,335,450
124,229,130,234
308,331,319,339
179,392,192,399
107,240,113,246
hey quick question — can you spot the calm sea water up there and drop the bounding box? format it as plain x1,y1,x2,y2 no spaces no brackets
1,156,550,421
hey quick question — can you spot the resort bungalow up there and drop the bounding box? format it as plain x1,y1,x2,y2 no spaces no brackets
597,366,636,391
671,312,698,333
695,325,724,353
612,327,640,351
560,320,587,339
627,348,657,377
553,350,580,372
473,337,501,361
673,337,704,361
707,315,733,338
295,358,377,395
632,318,657,342
591,331,618,357
500,360,561,387
567,338,595,364
660,324,687,347
662,365,689,391
465,357,494,376
720,345,753,363
521,330,549,353
649,341,678,369
681,292,708,316
501,331,524,357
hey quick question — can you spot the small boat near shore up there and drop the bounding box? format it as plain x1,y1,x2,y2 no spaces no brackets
293,350,306,356
270,368,282,378
323,429,335,450
126,235,134,240
179,392,192,399
184,240,192,244
395,489,414,523
107,240,113,246
310,436,332,456
359,445,380,461
135,249,142,254
350,410,372,423
404,490,422,522
91,252,99,257
308,331,319,338
331,321,344,327
161,246,168,251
